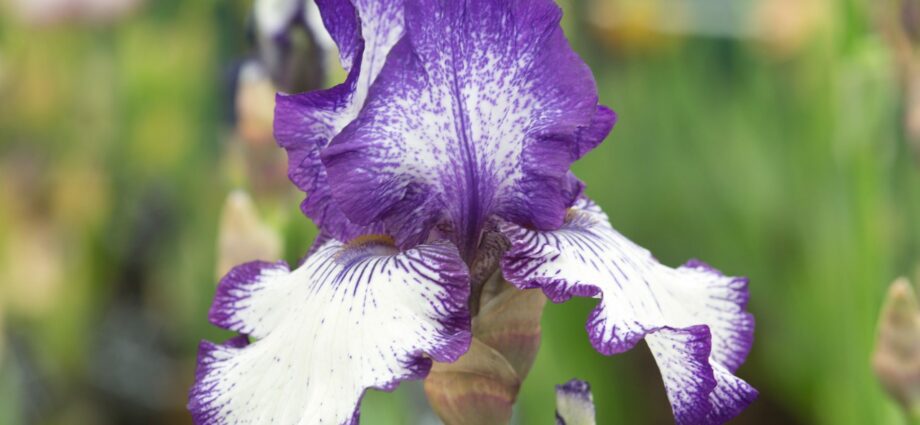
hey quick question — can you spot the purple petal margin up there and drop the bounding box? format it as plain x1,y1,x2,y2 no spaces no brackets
188,335,249,425
208,260,289,335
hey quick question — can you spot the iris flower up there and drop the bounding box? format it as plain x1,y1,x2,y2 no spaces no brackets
190,0,757,424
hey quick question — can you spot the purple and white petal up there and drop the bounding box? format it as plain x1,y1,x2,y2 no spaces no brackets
323,0,615,256
274,0,404,241
313,0,359,71
208,260,291,338
645,327,758,424
644,327,716,424
190,237,471,425
500,198,755,424
705,362,758,424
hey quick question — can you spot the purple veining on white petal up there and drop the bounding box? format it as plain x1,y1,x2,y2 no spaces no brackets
679,258,754,372
645,327,758,425
705,363,759,424
323,0,614,258
645,327,717,424
188,335,250,424
208,260,290,338
500,197,755,424
189,237,471,425
274,0,404,241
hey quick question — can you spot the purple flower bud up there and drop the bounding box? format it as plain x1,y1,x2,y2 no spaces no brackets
556,379,596,425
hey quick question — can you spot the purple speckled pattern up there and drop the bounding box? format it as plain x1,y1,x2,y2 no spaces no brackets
274,0,404,241
322,0,614,256
189,238,471,425
500,198,756,424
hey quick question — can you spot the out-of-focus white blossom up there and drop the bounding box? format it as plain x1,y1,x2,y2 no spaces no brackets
252,0,331,92
215,190,282,279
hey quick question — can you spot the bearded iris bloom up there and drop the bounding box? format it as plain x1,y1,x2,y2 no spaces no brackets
190,0,757,424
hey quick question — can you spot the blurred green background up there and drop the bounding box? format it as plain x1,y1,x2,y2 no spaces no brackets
1,0,918,423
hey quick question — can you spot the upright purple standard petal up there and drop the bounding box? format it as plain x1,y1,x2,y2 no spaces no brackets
323,0,615,257
274,0,404,240
189,237,471,425
500,198,756,424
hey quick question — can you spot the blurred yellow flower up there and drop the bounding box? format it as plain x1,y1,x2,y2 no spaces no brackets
587,0,684,52
751,0,828,58
1,224,65,318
